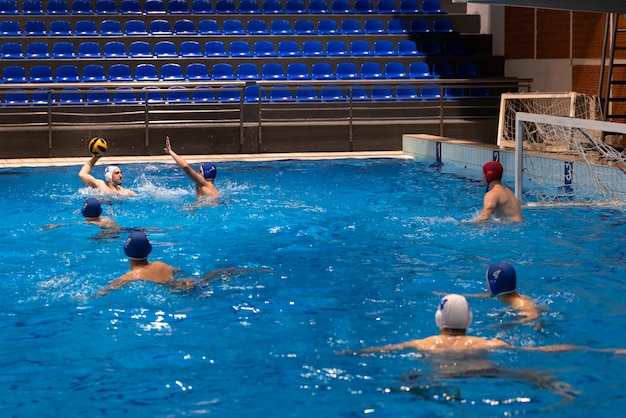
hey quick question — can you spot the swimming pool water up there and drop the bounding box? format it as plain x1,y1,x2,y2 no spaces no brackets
1,158,626,417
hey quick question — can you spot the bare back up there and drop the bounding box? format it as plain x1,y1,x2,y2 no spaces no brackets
479,182,523,222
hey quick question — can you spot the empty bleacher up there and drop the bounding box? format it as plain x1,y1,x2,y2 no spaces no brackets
0,0,529,157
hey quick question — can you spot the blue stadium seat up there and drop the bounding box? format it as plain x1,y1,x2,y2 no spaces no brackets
341,19,361,33
456,61,479,78
22,0,44,14
269,85,293,102
47,0,68,14
27,42,49,58
168,0,189,13
244,85,264,102
95,0,117,14
71,0,93,14
444,39,466,55
409,19,429,33
217,86,241,102
331,0,352,13
174,19,196,34
78,41,101,57
370,84,394,101
154,41,177,57
144,0,165,13
186,63,210,80
326,40,348,56
360,62,383,79
247,19,268,34
421,0,446,14
108,64,133,81
270,19,292,34
348,84,369,100
349,40,371,56
82,64,106,81
376,0,397,13
50,19,72,35
295,84,319,102
262,0,283,13
124,19,147,34
0,20,20,35
211,63,235,80
302,40,323,56
399,0,419,13
312,62,334,80
308,0,328,13
58,88,83,104
397,39,420,56
445,85,466,99
29,65,53,83
192,86,215,102
75,20,97,35
191,0,212,14
24,20,46,36
205,41,227,57
421,83,442,99
277,40,300,56
198,19,220,34
161,63,184,81
374,40,395,56
180,41,202,57
354,0,375,14
113,87,138,103
395,84,419,100
103,41,126,57
433,61,454,78
384,61,408,78
433,18,453,32
52,41,76,58
286,62,310,80
422,39,442,55
149,19,171,34
317,19,338,34
55,64,80,82
254,40,276,56
285,0,306,14
135,63,159,80
364,19,385,34
409,61,433,78
229,41,252,57
129,41,152,57
239,0,260,13
141,87,163,103
99,19,122,35
320,84,344,101
236,63,260,80
32,88,54,105
215,0,236,13
222,19,244,34
0,42,23,59
294,19,315,34
86,87,110,104
119,0,141,14
387,19,407,33
4,89,29,105
336,62,358,79
261,63,285,80
0,0,17,15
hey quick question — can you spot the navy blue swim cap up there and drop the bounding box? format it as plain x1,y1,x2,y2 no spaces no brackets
486,262,517,296
124,231,152,260
200,163,217,180
82,197,102,218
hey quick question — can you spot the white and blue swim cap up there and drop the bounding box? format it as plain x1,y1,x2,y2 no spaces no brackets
200,163,217,180
486,262,517,296
124,231,152,260
81,197,102,218
104,165,120,182
435,294,472,330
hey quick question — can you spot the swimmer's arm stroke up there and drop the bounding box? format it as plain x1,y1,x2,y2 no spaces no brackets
164,136,206,186
516,344,626,355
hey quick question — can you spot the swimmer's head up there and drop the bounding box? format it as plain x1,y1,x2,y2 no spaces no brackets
483,161,503,184
81,197,102,218
435,294,472,330
200,163,217,180
104,165,121,183
486,262,517,296
124,231,152,261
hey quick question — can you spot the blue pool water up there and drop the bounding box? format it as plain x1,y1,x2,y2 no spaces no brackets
1,158,626,417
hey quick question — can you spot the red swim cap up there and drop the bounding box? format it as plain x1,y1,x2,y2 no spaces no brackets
483,161,503,183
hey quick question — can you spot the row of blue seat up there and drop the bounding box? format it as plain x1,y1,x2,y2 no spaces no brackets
0,17,455,36
2,60,478,83
0,38,464,59
2,83,489,106
0,0,446,16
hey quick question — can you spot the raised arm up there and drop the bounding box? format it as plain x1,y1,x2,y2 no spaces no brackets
164,136,205,186
78,155,105,189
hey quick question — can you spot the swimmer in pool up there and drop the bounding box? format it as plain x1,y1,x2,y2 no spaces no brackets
476,161,522,222
78,154,136,196
41,197,120,234
164,136,220,200
90,231,264,297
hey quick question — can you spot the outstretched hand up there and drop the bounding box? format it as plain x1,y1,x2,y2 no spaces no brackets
164,136,172,154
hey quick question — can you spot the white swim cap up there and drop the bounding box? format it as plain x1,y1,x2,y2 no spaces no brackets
435,294,472,330
104,165,120,182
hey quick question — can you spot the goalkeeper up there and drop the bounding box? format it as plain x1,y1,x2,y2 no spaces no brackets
477,161,523,222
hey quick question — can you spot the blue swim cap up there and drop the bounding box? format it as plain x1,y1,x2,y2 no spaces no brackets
486,262,517,296
124,231,152,260
82,197,102,218
200,163,217,180
435,294,472,330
